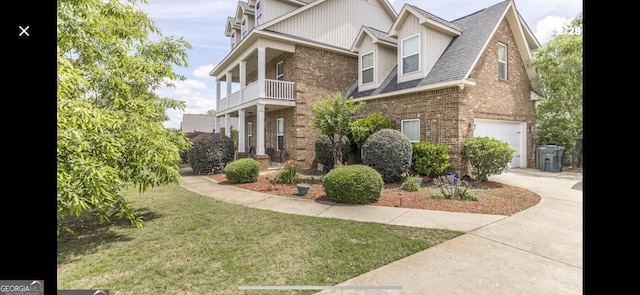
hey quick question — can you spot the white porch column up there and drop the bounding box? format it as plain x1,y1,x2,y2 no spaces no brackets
237,109,245,153
239,61,246,88
226,72,232,97
214,116,220,133
216,79,221,100
257,46,266,98
224,113,231,137
256,103,265,155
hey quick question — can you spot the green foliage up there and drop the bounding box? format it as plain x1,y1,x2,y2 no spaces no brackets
187,133,235,175
224,158,260,183
323,165,383,204
350,113,394,149
315,134,350,170
461,137,515,182
362,129,413,183
400,176,420,192
531,14,583,167
411,142,451,177
309,92,364,167
275,160,299,184
432,175,472,200
57,0,192,233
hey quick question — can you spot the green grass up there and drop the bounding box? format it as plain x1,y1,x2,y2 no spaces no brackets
58,184,463,294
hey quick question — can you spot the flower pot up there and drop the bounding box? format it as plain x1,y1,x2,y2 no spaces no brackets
415,177,423,187
296,184,310,196
422,175,430,184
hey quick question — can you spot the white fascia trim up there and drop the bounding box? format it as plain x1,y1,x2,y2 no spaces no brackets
352,79,476,102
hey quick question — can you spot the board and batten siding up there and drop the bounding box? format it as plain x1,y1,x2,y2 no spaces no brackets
261,0,300,25
357,35,397,92
396,13,455,84
266,0,394,50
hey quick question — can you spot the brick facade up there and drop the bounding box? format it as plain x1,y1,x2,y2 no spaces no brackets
356,17,536,175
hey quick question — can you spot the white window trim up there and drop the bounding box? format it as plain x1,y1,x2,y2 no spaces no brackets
256,0,263,25
276,118,284,151
247,122,253,148
498,42,507,79
361,51,375,85
276,61,284,81
231,31,236,49
241,16,248,38
401,119,420,143
401,34,420,75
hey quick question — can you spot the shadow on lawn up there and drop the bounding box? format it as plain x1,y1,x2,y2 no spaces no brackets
57,207,162,264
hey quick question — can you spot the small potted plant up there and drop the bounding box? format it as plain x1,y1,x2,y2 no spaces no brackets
296,182,311,196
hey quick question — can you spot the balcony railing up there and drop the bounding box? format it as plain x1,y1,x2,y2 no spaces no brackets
218,79,295,112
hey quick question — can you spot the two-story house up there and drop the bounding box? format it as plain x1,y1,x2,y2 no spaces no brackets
212,0,543,174
210,0,397,169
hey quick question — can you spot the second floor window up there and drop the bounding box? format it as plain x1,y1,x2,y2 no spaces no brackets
231,32,236,49
498,42,507,79
276,61,284,81
241,17,247,38
256,0,263,25
402,34,419,75
361,52,374,84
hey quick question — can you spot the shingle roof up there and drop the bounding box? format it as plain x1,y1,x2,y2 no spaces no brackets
366,26,397,45
348,0,512,99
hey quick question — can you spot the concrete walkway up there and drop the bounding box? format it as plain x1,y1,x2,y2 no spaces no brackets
179,167,583,294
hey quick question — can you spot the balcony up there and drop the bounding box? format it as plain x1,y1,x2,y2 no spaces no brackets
218,79,295,113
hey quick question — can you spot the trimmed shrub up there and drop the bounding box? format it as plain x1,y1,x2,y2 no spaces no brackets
462,136,516,181
315,134,350,170
350,113,394,149
361,129,413,183
323,165,383,204
224,158,260,183
412,142,451,177
187,133,235,175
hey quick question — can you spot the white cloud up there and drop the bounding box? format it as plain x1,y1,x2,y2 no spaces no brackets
158,78,216,129
533,15,572,44
193,64,215,78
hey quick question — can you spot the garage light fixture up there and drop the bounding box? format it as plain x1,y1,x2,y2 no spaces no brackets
469,119,476,130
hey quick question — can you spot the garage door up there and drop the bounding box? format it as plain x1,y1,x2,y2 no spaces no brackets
473,120,525,168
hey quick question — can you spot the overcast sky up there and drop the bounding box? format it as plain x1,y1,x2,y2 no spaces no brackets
138,0,583,129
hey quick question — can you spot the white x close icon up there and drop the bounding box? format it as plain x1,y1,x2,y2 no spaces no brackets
19,25,29,37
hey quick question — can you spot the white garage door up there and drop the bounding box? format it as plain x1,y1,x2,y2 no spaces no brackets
473,120,525,168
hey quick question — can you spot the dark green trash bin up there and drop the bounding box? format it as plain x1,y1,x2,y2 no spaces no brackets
537,145,565,172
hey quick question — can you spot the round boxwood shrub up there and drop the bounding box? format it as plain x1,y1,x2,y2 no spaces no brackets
323,164,383,204
187,133,235,175
224,158,260,183
412,141,451,177
361,128,413,183
315,134,350,171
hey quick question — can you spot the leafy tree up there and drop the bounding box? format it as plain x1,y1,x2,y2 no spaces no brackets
350,112,394,149
207,109,217,116
57,0,192,233
309,92,364,168
531,14,583,167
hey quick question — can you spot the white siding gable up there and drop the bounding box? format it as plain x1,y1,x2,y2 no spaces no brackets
395,12,456,84
354,30,397,92
266,0,395,49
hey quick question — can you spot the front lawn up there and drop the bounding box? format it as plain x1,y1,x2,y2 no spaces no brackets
58,184,463,294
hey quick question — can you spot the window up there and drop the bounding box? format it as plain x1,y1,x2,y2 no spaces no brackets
256,0,263,25
276,118,284,150
247,122,253,148
401,119,420,142
361,52,374,84
231,32,236,49
402,35,419,74
498,42,507,79
241,17,247,38
276,61,284,81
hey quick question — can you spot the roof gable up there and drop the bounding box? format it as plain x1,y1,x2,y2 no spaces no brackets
349,0,542,98
351,26,397,52
390,4,462,38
